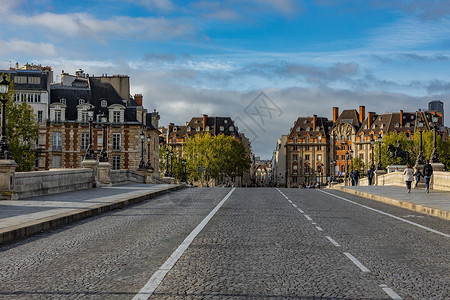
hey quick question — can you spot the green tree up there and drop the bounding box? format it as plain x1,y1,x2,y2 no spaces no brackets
374,132,413,169
1,73,39,171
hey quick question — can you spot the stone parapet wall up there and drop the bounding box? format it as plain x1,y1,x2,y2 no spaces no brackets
15,169,93,199
432,171,450,191
110,170,145,185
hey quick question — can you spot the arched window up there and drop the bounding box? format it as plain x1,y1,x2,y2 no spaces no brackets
305,137,309,143
293,165,298,175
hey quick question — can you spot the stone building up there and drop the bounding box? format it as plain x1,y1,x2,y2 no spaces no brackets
286,115,331,187
42,70,160,175
283,104,444,187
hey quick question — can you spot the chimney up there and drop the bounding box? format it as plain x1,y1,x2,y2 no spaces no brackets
134,94,143,106
400,110,403,127
202,114,208,130
368,112,374,128
333,107,339,122
312,114,317,131
359,106,365,123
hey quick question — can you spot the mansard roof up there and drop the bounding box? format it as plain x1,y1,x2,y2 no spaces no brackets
288,116,330,138
171,116,239,138
50,77,137,122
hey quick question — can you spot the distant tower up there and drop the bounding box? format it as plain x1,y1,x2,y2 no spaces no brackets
428,100,444,124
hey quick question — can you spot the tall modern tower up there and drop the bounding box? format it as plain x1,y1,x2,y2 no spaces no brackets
428,100,444,124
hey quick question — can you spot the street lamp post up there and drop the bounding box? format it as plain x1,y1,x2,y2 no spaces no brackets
430,113,441,163
169,150,173,177
99,113,109,162
181,159,187,182
85,107,96,160
377,133,383,170
146,136,153,170
415,120,425,166
370,135,375,170
164,149,169,177
139,132,145,169
345,151,350,178
350,149,354,174
0,75,11,159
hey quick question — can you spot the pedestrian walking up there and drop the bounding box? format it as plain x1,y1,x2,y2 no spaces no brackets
413,167,422,189
366,168,374,186
423,160,433,193
352,168,360,186
403,164,414,193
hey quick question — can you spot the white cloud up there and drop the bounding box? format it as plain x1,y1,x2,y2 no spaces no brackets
0,38,57,57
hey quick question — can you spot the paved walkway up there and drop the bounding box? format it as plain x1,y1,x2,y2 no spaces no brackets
0,184,184,244
332,185,450,220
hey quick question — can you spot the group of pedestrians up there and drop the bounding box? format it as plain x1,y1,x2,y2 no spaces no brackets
350,160,434,194
403,160,433,193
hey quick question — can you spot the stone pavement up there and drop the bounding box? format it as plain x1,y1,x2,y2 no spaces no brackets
332,185,450,220
0,183,185,244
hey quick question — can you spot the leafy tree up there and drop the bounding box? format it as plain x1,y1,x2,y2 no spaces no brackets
1,73,39,171
374,132,413,169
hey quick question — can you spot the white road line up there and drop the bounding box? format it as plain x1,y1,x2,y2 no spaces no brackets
133,188,236,300
380,284,403,300
318,190,450,238
344,252,370,272
304,214,313,221
297,208,304,213
325,236,341,247
292,204,297,208
315,226,323,231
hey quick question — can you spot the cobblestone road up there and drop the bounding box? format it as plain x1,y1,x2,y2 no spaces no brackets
0,187,448,300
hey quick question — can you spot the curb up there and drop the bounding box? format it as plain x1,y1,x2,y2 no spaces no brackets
332,186,450,221
0,184,186,245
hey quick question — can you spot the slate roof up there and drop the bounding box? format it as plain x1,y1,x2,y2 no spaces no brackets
288,116,330,138
50,77,138,122
171,116,239,138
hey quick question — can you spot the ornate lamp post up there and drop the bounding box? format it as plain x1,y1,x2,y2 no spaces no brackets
0,75,11,159
370,135,375,170
85,107,96,160
345,151,350,178
350,149,354,174
164,149,169,177
330,160,335,182
415,119,425,166
139,132,146,169
145,136,153,170
430,113,441,163
99,113,109,162
181,158,187,182
377,133,383,170
169,149,174,177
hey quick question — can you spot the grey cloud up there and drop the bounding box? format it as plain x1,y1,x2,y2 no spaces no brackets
427,80,450,93
143,52,177,62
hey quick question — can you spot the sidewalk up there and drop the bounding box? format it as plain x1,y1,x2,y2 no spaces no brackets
332,185,450,221
0,184,185,245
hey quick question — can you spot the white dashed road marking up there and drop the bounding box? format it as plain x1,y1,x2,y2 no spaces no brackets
325,236,341,247
344,252,370,273
380,284,403,300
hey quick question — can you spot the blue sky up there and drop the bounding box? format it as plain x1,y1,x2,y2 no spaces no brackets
1,0,450,158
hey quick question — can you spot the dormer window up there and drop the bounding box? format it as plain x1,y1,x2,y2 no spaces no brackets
196,126,201,131
60,98,66,104
229,126,234,131
296,127,300,131
113,111,120,123
372,124,376,129
306,127,310,131
395,123,399,127
224,120,228,124
205,126,210,131
187,127,191,131
101,99,108,107
219,126,224,131
78,99,85,105
315,126,319,131
293,137,297,143
405,123,410,127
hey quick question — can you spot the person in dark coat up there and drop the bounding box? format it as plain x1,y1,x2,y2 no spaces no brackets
413,168,422,189
352,169,360,186
423,160,433,193
366,168,374,186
